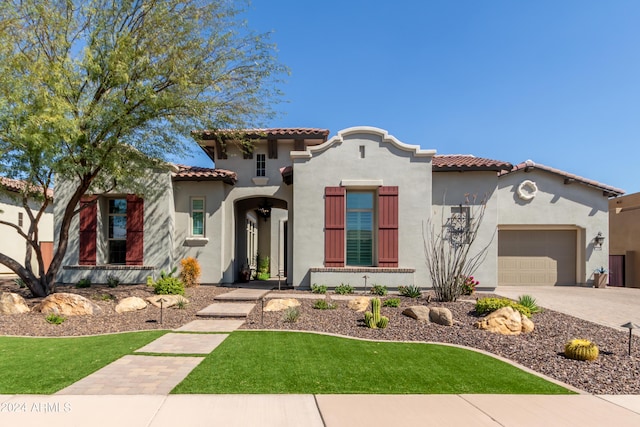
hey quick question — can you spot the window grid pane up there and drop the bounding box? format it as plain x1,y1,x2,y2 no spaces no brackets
191,198,205,236
256,154,266,177
108,198,127,264
346,192,374,266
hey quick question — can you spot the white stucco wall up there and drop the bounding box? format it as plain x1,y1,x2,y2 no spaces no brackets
0,193,54,275
497,169,611,284
291,127,435,289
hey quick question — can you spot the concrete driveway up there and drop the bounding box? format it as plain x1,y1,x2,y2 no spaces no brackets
494,285,640,335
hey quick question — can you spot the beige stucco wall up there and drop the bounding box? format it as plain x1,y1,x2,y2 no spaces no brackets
609,192,640,287
497,169,611,285
0,193,54,276
291,127,435,289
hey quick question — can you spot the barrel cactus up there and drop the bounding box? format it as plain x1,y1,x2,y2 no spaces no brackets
364,297,389,329
564,339,599,361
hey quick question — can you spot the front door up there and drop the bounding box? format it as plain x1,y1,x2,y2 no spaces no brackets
609,255,625,287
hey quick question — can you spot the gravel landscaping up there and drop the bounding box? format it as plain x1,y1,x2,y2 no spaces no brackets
1,280,639,394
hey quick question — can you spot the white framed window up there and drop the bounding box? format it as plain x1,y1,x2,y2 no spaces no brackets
256,153,266,177
191,197,205,236
108,198,127,264
346,191,375,266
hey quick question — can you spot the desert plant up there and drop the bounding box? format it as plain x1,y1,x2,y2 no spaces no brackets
13,278,26,288
106,275,121,288
160,267,178,279
283,307,300,323
370,284,388,296
398,285,422,299
564,339,599,361
311,284,328,294
383,298,401,308
75,278,91,288
313,299,337,310
256,272,270,281
258,255,270,274
460,276,479,296
334,284,354,295
364,297,389,329
176,299,188,309
95,293,114,301
475,297,532,318
151,277,185,296
45,314,65,325
517,295,542,314
180,257,201,288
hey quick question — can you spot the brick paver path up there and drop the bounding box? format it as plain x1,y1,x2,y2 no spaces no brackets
175,319,245,332
135,333,228,354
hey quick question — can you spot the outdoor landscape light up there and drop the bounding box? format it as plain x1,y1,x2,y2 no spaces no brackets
621,322,638,356
594,232,605,250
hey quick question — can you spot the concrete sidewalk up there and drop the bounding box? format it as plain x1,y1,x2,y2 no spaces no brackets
1,394,640,427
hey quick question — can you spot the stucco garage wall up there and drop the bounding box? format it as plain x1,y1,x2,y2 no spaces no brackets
498,169,610,285
291,128,433,289
431,171,499,288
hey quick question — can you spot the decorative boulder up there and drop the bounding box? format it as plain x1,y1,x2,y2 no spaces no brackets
35,293,102,316
402,306,430,322
146,295,189,308
0,292,30,314
474,306,533,335
115,297,147,314
263,298,300,312
347,296,370,312
429,307,453,326
521,315,535,333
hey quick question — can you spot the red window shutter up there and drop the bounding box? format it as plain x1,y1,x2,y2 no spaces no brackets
79,196,97,266
378,186,399,267
324,187,345,267
126,194,144,265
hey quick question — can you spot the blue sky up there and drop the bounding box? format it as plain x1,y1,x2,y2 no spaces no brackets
185,1,640,194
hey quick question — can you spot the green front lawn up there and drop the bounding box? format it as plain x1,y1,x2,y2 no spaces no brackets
0,331,167,394
172,331,572,394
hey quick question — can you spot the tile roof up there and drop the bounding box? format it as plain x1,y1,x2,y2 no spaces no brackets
0,176,53,199
432,155,513,172
172,165,237,185
500,160,625,196
195,128,330,141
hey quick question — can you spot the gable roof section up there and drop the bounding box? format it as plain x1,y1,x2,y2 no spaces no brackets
433,155,512,172
500,160,625,197
196,128,330,144
172,165,237,185
0,176,53,199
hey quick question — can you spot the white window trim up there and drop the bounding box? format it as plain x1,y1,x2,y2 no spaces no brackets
256,153,266,177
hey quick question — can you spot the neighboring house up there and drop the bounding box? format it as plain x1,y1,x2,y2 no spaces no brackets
609,192,640,288
0,177,54,276
54,126,624,288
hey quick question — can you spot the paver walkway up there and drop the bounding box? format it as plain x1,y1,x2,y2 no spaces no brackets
135,333,228,354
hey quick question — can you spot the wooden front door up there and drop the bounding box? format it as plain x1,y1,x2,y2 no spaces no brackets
609,255,625,287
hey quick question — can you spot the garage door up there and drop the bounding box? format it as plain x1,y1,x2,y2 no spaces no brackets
498,230,576,286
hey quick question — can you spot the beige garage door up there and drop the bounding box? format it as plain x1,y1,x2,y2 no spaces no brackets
498,230,576,286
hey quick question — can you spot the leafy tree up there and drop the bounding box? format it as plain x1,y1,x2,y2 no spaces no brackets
0,0,286,296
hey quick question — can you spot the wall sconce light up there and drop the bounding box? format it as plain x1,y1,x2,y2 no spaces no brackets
255,199,272,222
594,232,605,250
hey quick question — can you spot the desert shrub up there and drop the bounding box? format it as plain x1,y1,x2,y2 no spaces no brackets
311,284,327,294
517,295,542,314
564,339,599,361
460,276,479,296
180,257,201,288
370,284,388,296
383,298,401,308
94,293,114,301
258,255,270,274
13,278,26,288
106,275,121,288
75,278,91,288
398,285,422,299
364,298,389,329
283,307,300,323
475,297,532,318
313,299,337,310
334,284,353,295
176,299,188,309
152,277,185,296
45,314,65,325
256,272,270,281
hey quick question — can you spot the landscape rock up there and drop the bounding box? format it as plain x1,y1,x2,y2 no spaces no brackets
474,306,533,335
146,295,189,308
0,292,30,314
115,296,147,314
429,307,453,326
35,293,102,316
402,306,430,322
347,296,370,312
263,298,300,312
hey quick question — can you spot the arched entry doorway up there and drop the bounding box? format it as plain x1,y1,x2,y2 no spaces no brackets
234,197,289,283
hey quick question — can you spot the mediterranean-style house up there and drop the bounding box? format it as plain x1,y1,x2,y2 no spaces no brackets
54,126,624,289
0,177,54,277
609,192,640,288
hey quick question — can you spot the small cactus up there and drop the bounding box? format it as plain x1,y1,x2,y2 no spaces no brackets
364,297,389,329
564,339,599,361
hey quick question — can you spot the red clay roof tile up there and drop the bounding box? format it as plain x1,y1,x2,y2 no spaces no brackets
0,176,53,199
432,155,513,172
195,128,330,141
172,165,237,185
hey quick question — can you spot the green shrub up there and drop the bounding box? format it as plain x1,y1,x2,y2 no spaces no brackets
517,295,542,314
334,284,353,295
13,278,26,288
75,278,92,288
364,298,389,329
256,272,270,281
258,255,270,274
283,307,300,323
313,299,337,310
475,297,532,318
176,299,188,309
95,293,114,301
460,276,479,296
383,298,401,308
564,339,599,361
398,285,422,299
106,275,120,288
311,284,327,294
45,314,65,325
370,284,388,296
152,277,185,296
